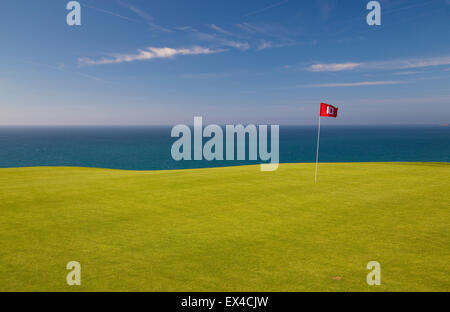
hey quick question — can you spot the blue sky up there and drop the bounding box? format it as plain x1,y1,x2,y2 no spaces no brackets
0,0,449,125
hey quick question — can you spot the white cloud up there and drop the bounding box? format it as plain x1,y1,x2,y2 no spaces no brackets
257,40,272,51
79,46,224,66
300,81,403,88
221,39,250,51
178,27,250,51
309,56,450,72
209,24,232,36
390,56,450,69
310,62,361,72
175,26,195,31
350,96,450,105
235,23,257,33
392,71,421,75
179,72,231,79
234,22,302,51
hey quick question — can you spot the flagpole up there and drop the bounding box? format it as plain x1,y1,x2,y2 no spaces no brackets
315,116,321,184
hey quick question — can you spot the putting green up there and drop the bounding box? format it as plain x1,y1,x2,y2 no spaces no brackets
0,163,449,291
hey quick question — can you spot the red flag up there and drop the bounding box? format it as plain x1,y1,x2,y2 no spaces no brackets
320,103,338,118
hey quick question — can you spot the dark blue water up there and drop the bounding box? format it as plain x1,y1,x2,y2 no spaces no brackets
0,126,448,170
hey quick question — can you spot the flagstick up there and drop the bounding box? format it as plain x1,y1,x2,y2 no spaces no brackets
315,116,321,184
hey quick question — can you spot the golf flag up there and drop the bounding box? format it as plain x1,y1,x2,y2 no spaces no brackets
320,103,338,118
315,102,339,183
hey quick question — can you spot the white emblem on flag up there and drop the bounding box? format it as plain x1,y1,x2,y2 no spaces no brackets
327,106,334,115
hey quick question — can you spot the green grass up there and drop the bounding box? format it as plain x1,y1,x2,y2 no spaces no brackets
0,163,449,292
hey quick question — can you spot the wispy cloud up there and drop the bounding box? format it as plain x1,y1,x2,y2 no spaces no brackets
310,62,361,72
178,23,301,52
117,0,171,32
84,4,139,22
242,0,289,18
392,71,421,75
179,72,232,79
175,26,195,31
179,27,250,51
235,23,257,33
349,96,450,105
235,22,290,36
257,40,273,51
255,39,299,51
78,46,224,66
387,56,450,70
179,70,262,79
234,22,305,50
300,81,403,88
309,56,450,72
209,24,232,36
222,39,250,51
384,0,440,15
236,22,297,39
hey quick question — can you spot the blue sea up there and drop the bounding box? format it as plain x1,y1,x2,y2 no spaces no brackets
0,126,448,170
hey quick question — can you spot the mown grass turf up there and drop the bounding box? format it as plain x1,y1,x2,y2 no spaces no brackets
0,163,449,291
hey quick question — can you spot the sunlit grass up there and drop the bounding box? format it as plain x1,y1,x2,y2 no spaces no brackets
0,163,449,291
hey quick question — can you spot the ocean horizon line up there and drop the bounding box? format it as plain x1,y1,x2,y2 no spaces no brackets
1,161,448,172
